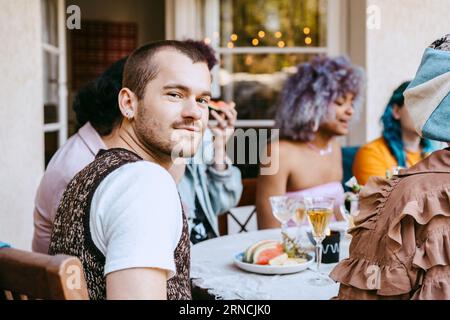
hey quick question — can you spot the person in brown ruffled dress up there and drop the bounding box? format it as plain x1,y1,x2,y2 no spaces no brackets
330,34,450,300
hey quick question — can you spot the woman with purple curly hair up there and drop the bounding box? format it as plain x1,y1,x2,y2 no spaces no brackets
256,55,365,229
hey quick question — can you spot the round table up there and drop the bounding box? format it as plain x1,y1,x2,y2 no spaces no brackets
191,226,351,300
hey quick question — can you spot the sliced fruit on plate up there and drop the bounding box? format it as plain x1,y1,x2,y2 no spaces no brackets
253,242,284,265
243,240,278,263
268,253,288,266
282,258,308,265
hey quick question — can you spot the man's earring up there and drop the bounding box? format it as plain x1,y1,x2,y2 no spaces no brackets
125,110,134,119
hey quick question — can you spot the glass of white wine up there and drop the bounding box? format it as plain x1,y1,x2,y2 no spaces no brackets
304,196,335,286
269,196,295,241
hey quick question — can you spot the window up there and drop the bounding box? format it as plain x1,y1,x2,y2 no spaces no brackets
195,0,345,126
214,0,327,122
41,0,68,166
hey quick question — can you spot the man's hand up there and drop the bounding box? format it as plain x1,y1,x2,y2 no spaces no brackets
209,101,237,171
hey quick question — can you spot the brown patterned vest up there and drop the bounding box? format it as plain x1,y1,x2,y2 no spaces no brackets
48,148,191,300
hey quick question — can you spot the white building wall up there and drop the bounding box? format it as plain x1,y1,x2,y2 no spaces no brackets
365,0,450,142
0,0,44,249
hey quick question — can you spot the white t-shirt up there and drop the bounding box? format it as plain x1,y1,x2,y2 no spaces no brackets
89,161,183,279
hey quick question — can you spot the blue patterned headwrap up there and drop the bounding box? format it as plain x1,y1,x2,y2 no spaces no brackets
404,34,450,142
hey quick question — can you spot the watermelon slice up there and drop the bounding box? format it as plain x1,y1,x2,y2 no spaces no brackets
243,240,278,263
208,101,225,112
208,101,236,112
252,242,284,265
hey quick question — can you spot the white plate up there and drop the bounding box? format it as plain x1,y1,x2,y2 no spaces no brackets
233,252,314,275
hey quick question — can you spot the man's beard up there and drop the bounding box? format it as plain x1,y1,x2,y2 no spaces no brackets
134,99,205,160
133,105,174,158
134,116,203,161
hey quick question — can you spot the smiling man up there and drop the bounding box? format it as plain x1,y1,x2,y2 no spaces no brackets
48,41,211,300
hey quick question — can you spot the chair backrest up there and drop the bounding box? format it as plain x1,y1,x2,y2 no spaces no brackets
219,178,258,235
0,248,89,300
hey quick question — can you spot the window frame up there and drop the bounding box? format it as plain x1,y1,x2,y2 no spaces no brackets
167,0,349,127
42,0,68,150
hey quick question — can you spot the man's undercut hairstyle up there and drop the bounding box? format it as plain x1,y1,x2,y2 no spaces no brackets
183,39,218,70
122,40,209,100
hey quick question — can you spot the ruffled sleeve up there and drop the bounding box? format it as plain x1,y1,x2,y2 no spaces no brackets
411,216,450,299
330,177,413,298
387,187,450,251
413,226,450,270
411,234,450,299
330,257,412,297
392,186,450,300
411,266,450,300
332,182,450,299
349,176,398,233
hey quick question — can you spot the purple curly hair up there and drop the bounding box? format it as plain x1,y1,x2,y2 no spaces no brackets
276,55,365,142
183,39,218,70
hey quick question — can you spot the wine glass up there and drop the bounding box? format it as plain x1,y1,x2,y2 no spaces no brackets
269,196,295,242
304,196,335,286
289,197,306,243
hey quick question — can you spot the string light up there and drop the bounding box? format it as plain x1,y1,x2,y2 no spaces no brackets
305,37,312,45
303,27,311,35
275,31,282,38
227,41,234,49
230,33,238,41
204,37,211,44
252,38,259,46
277,40,285,48
258,30,265,38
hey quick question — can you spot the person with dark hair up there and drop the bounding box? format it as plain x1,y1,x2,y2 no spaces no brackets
352,81,436,185
73,57,126,136
47,40,212,300
331,34,450,300
32,58,127,254
32,40,242,254
256,55,365,229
